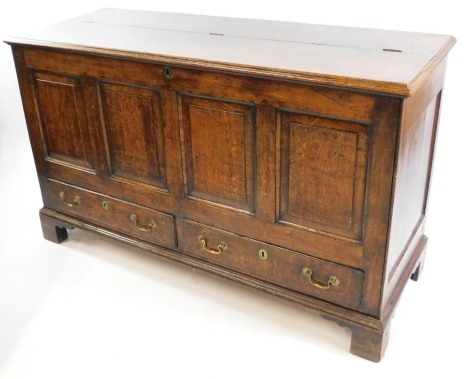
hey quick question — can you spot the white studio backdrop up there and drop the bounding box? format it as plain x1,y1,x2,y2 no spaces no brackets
0,1,468,378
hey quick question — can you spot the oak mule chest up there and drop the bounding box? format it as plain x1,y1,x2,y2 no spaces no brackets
6,9,455,361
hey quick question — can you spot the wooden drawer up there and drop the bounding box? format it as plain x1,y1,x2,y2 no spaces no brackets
177,219,364,310
44,180,176,249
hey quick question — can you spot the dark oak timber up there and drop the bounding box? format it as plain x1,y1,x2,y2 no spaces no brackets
5,9,455,362
40,211,73,243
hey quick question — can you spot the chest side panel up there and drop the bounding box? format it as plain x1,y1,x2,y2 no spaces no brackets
382,60,447,315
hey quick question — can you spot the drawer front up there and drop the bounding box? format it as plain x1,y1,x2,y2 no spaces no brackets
177,219,364,310
44,180,176,249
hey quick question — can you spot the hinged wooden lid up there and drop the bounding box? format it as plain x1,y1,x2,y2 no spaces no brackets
4,8,456,96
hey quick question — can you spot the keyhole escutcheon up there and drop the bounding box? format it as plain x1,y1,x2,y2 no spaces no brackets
258,249,268,261
163,66,173,79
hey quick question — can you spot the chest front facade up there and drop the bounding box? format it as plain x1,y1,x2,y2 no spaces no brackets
11,41,446,361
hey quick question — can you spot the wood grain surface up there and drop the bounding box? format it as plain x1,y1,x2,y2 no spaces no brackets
7,9,455,361
5,8,456,95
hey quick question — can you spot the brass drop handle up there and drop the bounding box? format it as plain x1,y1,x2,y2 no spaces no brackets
197,235,227,255
130,214,156,232
302,267,340,290
59,191,80,207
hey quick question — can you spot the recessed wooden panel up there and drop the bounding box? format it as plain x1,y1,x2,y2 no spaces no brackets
180,95,255,213
99,82,167,189
278,111,369,241
33,72,93,170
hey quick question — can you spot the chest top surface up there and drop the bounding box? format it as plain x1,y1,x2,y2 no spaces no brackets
5,8,455,95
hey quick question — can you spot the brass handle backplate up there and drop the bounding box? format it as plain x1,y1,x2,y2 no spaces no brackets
197,235,227,255
130,214,156,232
59,191,80,207
302,267,340,290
